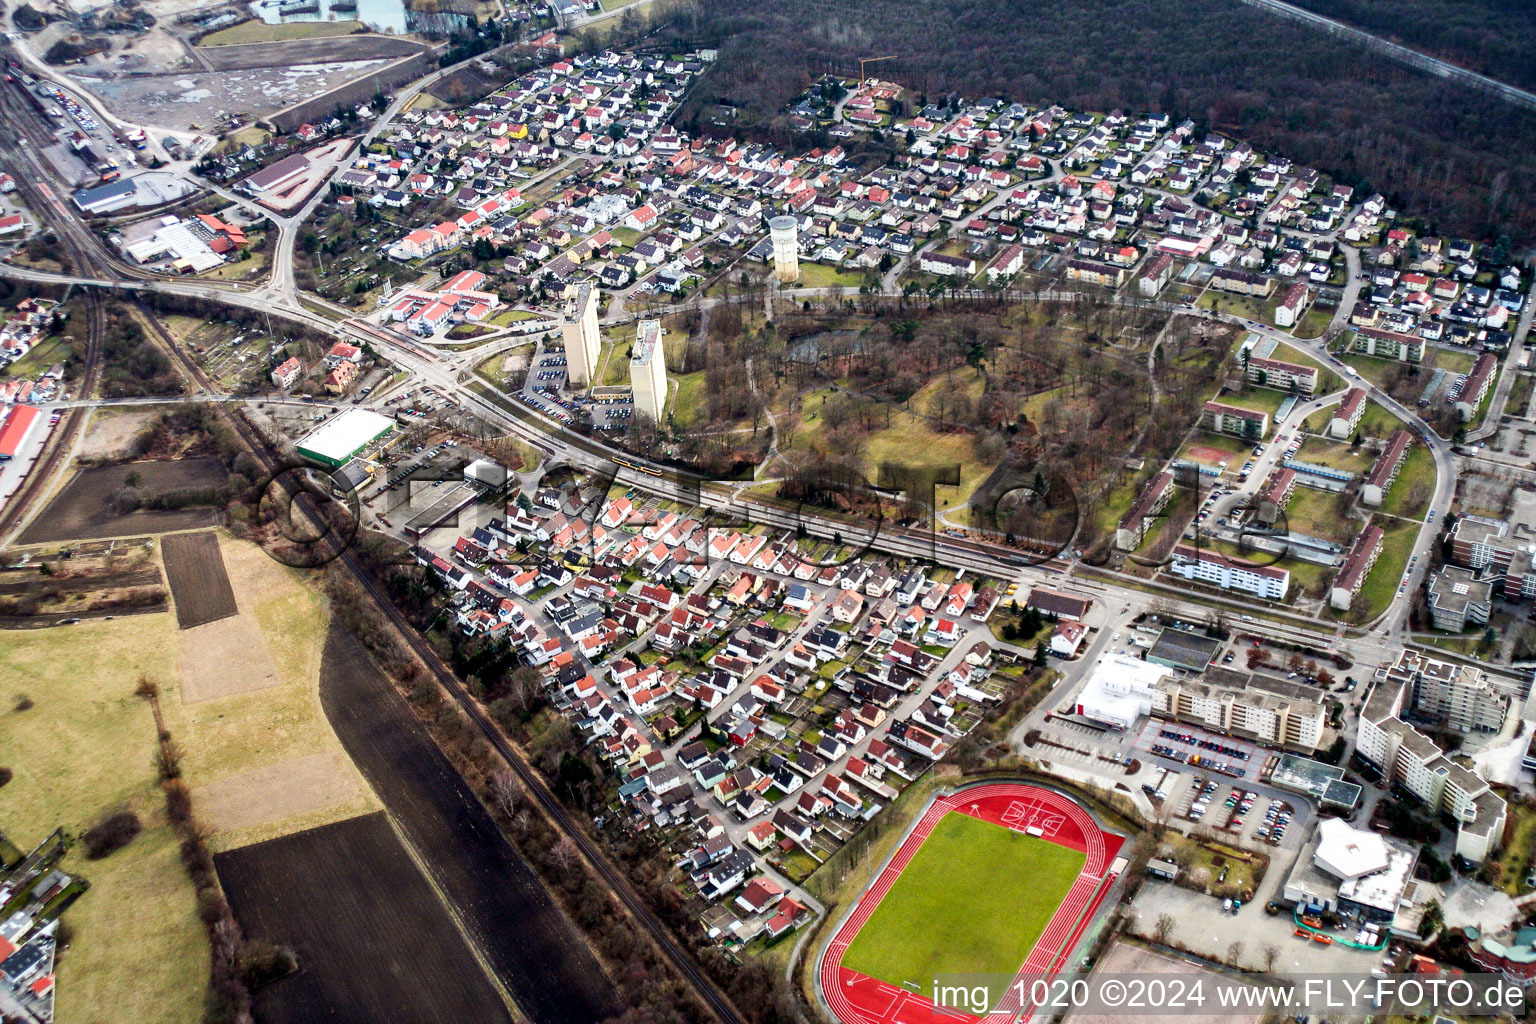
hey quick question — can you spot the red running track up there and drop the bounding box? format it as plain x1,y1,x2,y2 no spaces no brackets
819,783,1124,1024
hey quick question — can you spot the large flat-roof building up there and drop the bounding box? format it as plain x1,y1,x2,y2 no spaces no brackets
1152,669,1327,752
562,283,601,386
240,153,311,196
1357,660,1507,862
1426,566,1493,633
630,318,668,422
295,408,395,469
1283,817,1419,926
1073,654,1169,729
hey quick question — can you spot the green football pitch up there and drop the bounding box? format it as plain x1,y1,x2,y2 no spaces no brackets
841,812,1085,986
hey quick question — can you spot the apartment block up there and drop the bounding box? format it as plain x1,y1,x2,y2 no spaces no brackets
630,318,669,422
1361,429,1412,507
1455,352,1499,420
1170,542,1289,600
1246,355,1318,395
1387,648,1508,734
1116,470,1174,550
1357,670,1506,863
1349,326,1424,363
1426,566,1493,633
1152,675,1326,752
1210,268,1276,298
1329,387,1367,439
1201,400,1269,439
562,282,601,385
1330,524,1382,611
1449,514,1536,601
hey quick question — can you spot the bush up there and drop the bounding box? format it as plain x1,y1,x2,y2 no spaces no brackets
0,766,11,788
82,811,142,859
236,940,298,990
163,779,194,824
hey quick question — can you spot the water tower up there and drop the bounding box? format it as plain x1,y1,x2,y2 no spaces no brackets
769,215,800,284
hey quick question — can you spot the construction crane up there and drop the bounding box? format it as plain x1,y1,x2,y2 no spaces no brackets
858,55,897,87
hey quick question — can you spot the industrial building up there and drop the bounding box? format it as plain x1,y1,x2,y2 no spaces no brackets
295,408,395,469
630,319,669,422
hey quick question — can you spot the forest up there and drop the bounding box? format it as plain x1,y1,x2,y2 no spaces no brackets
665,0,1536,243
1290,0,1536,92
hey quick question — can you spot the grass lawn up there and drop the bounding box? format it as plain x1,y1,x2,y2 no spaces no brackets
1339,353,1404,391
793,262,867,289
1485,802,1536,896
201,249,268,282
1293,303,1336,339
491,307,546,326
1349,517,1419,620
1216,386,1291,421
842,813,1084,986
6,335,69,378
0,613,208,1024
1295,437,1374,474
1284,485,1350,540
1378,442,1437,520
200,18,362,44
671,370,708,429
609,226,642,248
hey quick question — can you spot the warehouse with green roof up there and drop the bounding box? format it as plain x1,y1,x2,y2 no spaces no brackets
296,408,395,468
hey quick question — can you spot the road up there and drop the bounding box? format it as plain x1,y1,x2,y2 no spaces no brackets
1239,0,1536,113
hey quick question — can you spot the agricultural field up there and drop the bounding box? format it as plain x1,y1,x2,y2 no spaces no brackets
198,18,364,45
317,623,623,1024
17,459,227,544
841,813,1084,984
160,530,238,628
0,529,385,1024
216,813,514,1024
0,611,208,1024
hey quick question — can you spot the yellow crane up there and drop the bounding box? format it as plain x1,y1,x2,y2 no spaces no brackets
858,55,898,87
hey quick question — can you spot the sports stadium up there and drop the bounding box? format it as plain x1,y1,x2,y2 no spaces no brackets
818,783,1126,1024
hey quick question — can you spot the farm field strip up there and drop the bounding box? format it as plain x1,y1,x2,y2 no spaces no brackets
161,531,238,629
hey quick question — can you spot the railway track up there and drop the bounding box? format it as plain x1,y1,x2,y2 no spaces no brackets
0,76,111,541
126,286,753,1024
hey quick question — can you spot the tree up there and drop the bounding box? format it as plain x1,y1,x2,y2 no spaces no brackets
1226,940,1244,968
1260,942,1278,974
1418,899,1443,938
490,768,519,820
1153,912,1176,945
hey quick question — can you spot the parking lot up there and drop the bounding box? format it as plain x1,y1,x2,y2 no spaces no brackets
1133,718,1261,779
1176,778,1296,849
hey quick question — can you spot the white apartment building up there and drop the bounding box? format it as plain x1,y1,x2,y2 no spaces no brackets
1152,676,1326,752
1170,543,1289,600
1390,648,1508,734
562,282,601,385
630,318,669,422
1356,665,1506,863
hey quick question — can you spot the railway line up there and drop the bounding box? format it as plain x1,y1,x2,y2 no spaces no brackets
119,276,754,1024
0,78,110,542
